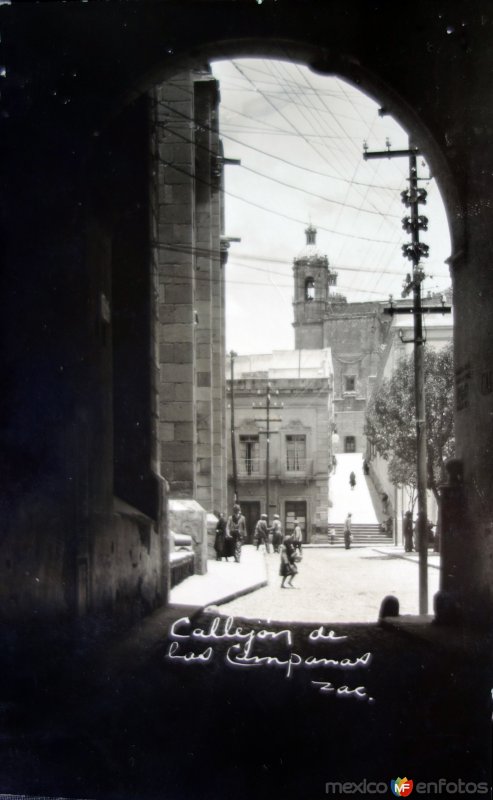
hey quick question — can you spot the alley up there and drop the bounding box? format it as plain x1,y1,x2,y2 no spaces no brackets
329,452,379,524
216,544,440,623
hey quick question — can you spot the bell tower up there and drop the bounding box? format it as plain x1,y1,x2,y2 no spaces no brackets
292,225,338,349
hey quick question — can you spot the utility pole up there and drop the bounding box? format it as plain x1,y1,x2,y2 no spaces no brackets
229,350,238,503
363,137,450,614
253,382,283,526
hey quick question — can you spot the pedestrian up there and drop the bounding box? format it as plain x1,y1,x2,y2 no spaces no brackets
328,526,336,545
254,513,270,553
344,512,352,549
349,471,356,490
213,511,227,561
226,503,246,563
293,518,303,555
381,493,389,516
403,510,413,552
271,514,283,553
280,530,298,588
363,458,370,476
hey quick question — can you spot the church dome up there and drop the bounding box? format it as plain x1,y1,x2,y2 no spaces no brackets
294,224,328,263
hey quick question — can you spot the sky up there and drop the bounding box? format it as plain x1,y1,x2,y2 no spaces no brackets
210,58,452,356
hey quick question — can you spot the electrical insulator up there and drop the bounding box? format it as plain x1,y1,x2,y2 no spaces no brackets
402,242,430,261
400,188,428,207
401,276,413,298
401,215,429,233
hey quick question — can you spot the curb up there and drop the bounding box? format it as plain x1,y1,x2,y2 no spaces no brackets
203,578,269,609
303,543,392,549
371,547,441,569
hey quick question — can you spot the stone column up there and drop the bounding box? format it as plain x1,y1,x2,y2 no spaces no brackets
155,76,197,498
434,460,467,625
193,76,217,512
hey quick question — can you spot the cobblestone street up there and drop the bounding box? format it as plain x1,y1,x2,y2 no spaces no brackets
215,544,440,623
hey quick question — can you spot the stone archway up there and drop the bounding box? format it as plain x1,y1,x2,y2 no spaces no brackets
1,1,491,624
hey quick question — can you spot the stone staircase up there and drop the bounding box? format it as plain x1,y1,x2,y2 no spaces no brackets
310,523,392,547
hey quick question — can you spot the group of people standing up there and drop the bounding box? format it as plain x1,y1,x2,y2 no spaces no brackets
213,505,302,588
213,505,245,564
253,513,285,553
255,512,303,588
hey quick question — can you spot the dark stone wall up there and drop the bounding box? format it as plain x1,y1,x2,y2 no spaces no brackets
0,73,166,623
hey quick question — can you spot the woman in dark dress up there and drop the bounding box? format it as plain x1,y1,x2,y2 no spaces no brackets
403,511,414,552
214,512,227,561
279,532,298,588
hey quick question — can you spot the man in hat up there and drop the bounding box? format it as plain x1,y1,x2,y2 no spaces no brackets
254,513,270,553
344,513,352,550
293,518,303,555
226,503,246,563
403,511,414,552
271,513,283,553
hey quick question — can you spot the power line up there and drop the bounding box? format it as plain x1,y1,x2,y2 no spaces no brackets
154,241,450,278
220,125,362,140
155,114,400,221
261,59,355,180
216,63,371,104
156,155,401,245
156,93,399,191
290,63,394,235
270,60,398,223
226,271,395,297
221,104,357,138
237,164,400,220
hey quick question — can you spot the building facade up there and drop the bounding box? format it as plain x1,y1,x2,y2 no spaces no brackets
227,350,333,543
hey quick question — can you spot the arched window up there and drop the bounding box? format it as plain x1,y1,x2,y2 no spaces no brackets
305,277,315,301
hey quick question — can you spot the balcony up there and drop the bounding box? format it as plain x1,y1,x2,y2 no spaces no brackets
284,458,313,479
236,458,314,480
238,457,262,477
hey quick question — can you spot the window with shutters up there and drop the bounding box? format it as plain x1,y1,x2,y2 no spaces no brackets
239,434,259,474
286,434,306,471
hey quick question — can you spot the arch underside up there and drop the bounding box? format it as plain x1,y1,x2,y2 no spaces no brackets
2,1,491,622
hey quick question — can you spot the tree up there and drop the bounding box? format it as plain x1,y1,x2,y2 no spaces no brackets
365,343,455,503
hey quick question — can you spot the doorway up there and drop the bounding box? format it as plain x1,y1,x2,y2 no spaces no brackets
285,501,307,542
344,436,356,453
240,501,261,544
